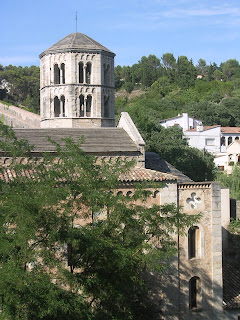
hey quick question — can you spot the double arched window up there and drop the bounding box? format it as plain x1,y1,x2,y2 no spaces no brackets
78,62,92,84
78,94,92,117
54,63,65,84
54,95,65,117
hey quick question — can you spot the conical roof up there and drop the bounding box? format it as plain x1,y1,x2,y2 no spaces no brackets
39,33,115,58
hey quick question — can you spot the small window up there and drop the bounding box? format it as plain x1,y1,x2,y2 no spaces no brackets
126,191,132,197
86,62,91,84
205,138,215,146
221,136,225,146
86,95,92,117
228,137,233,145
188,226,200,259
61,63,65,84
189,277,201,310
54,64,60,84
79,62,84,83
54,96,60,117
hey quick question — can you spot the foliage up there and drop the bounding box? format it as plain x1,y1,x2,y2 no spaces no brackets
0,124,198,320
217,165,240,200
0,65,40,113
229,218,240,234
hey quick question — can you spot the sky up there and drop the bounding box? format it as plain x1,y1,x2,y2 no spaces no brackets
1,0,240,68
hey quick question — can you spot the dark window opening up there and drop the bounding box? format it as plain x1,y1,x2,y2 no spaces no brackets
54,64,60,84
79,62,84,83
228,137,233,145
188,226,200,259
86,95,92,117
86,63,91,84
54,96,60,117
60,96,65,117
61,63,65,84
79,95,84,117
189,277,201,310
221,136,225,146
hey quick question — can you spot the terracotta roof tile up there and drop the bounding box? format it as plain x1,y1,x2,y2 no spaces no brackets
0,167,177,184
119,167,177,182
186,125,220,132
221,127,240,134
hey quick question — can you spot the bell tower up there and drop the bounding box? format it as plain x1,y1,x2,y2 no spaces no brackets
39,33,115,128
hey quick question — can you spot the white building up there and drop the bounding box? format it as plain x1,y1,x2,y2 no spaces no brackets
160,113,240,171
160,112,202,131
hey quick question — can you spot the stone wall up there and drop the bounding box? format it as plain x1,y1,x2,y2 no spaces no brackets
0,102,40,128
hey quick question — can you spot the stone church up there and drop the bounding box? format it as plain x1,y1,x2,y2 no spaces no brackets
0,33,240,320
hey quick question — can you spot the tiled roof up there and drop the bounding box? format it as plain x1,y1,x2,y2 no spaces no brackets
119,167,177,182
145,152,192,183
223,260,240,309
186,125,220,132
40,33,114,58
221,127,240,134
0,167,177,184
0,168,35,182
6,128,139,155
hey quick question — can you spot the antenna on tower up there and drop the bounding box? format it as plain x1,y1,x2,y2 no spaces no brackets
76,11,78,33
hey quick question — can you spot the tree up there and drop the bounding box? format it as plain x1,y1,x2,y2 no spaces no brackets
0,124,197,320
175,56,197,89
196,58,207,76
217,165,240,200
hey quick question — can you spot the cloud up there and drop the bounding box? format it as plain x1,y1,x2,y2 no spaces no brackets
160,7,240,18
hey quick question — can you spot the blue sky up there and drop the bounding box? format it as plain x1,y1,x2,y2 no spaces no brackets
1,0,240,67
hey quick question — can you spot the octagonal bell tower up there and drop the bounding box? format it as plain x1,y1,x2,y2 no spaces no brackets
39,33,115,128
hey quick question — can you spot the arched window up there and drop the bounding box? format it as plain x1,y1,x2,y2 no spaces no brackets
54,64,60,84
86,62,91,84
79,62,84,83
60,96,65,117
228,137,233,145
61,63,65,84
79,95,84,117
189,277,201,310
221,136,225,146
235,137,239,141
126,191,132,197
153,190,160,198
54,96,60,117
86,95,92,117
104,96,109,118
188,226,200,259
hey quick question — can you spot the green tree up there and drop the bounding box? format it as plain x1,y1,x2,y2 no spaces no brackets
175,56,197,89
196,58,207,76
217,165,240,200
0,124,197,320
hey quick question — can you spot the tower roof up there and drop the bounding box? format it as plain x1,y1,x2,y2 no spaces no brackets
39,33,115,58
